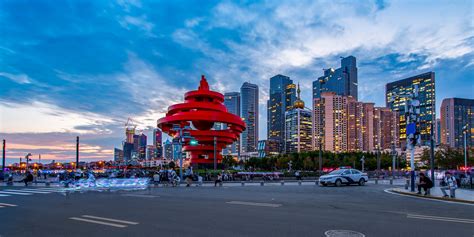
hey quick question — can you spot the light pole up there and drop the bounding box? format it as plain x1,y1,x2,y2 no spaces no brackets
463,125,468,175
360,156,365,172
2,140,5,173
430,122,435,186
391,143,397,179
76,136,80,170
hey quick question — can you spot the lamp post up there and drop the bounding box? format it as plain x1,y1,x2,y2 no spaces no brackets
2,140,5,173
463,125,468,175
360,156,365,172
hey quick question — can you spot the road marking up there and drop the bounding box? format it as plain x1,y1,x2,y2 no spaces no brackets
407,214,474,224
69,217,127,228
3,189,51,194
121,194,159,198
0,194,10,197
0,191,32,196
384,189,474,206
81,215,139,225
0,203,17,207
226,201,282,208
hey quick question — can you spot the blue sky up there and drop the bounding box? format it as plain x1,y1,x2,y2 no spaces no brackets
0,0,473,163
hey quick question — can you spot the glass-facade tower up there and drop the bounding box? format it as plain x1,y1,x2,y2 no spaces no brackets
267,74,296,152
313,56,358,100
241,82,259,153
386,72,435,147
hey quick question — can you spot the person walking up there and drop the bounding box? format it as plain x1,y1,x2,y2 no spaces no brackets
215,173,223,187
440,172,458,198
416,173,433,195
295,170,302,180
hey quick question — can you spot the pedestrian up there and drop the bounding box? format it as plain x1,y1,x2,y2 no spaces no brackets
23,171,33,186
185,167,193,187
416,173,433,195
215,173,223,187
295,170,301,180
440,172,458,198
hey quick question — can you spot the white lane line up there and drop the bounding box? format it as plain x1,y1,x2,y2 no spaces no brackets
121,194,159,198
0,194,11,197
226,201,282,208
0,191,32,196
3,189,51,194
407,214,474,224
81,215,139,225
69,217,127,228
0,203,18,207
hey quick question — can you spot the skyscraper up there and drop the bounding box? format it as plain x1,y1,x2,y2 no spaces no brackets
267,74,296,152
164,139,173,160
313,56,358,100
284,84,312,153
373,107,400,150
241,82,259,153
153,129,163,158
386,72,435,147
440,98,474,148
224,92,241,154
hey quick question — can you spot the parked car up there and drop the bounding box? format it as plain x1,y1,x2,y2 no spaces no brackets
319,168,368,187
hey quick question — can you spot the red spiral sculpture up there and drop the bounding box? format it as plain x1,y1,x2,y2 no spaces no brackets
157,75,246,165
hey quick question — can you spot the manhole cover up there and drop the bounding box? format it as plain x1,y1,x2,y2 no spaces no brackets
325,230,365,237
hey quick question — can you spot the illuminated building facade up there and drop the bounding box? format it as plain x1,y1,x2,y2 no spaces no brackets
164,139,173,160
441,98,474,148
267,74,296,153
284,84,312,153
241,82,259,153
224,92,241,155
313,56,358,100
257,139,280,158
153,129,163,158
386,72,435,147
373,107,400,150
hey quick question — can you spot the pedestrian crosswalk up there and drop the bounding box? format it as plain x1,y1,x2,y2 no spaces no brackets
0,187,67,197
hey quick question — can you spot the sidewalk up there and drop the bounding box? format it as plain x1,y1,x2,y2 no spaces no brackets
390,187,474,204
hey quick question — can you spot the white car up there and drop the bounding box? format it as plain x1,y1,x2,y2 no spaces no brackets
319,168,368,187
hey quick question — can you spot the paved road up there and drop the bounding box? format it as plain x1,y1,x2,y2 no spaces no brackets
0,184,472,237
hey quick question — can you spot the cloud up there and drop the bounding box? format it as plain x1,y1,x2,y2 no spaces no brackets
0,72,32,84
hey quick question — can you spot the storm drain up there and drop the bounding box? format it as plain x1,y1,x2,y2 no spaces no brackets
324,230,365,237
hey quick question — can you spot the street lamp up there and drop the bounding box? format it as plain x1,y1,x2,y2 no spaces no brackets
463,124,469,175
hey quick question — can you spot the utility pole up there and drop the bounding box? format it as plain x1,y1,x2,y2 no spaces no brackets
76,136,80,169
360,156,365,172
2,140,5,173
391,144,397,179
214,136,217,171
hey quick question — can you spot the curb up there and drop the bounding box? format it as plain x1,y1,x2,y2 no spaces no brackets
389,189,474,205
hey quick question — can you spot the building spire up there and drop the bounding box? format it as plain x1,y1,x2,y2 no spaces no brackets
294,82,305,109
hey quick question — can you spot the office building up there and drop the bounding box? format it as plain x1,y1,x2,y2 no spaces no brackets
267,74,296,152
373,107,400,150
241,82,259,153
257,139,280,158
386,72,435,147
114,148,123,162
146,145,156,160
284,84,312,153
313,56,358,100
153,129,163,158
164,139,173,160
123,142,134,163
224,92,241,154
440,98,474,148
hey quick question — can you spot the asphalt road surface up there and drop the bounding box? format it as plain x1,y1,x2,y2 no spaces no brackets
0,184,472,237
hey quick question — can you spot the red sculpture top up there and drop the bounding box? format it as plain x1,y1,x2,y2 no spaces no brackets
157,75,246,165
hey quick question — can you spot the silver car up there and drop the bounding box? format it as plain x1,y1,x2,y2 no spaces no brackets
319,168,368,187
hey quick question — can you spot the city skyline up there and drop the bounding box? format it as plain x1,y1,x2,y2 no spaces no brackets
1,0,473,162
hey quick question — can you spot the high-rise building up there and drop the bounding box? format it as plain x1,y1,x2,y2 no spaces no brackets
313,56,358,100
373,107,400,150
224,92,241,154
257,139,280,158
164,139,173,160
146,145,156,160
136,133,147,160
123,142,134,163
386,72,435,147
267,74,296,153
284,84,312,153
440,98,474,148
153,129,163,158
241,82,259,153
114,148,124,162
435,118,441,145
314,92,398,152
